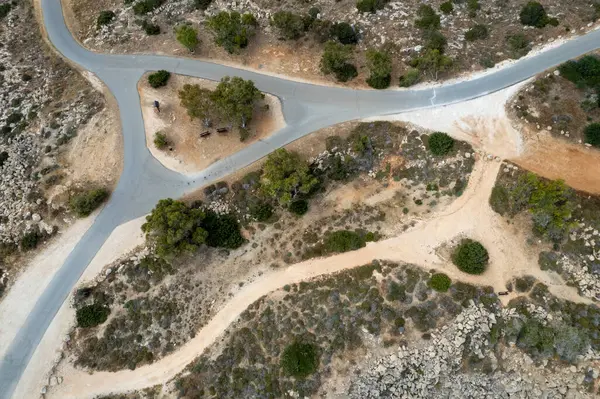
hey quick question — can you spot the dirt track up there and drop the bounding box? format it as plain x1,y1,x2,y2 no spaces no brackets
47,157,588,399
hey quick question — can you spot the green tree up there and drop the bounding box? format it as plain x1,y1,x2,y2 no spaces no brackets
423,30,447,52
178,84,217,126
584,122,600,147
324,230,366,253
76,304,110,328
415,5,440,30
409,48,452,80
427,132,454,155
281,342,320,378
148,70,171,88
365,48,392,89
320,41,357,82
207,11,254,53
97,10,115,27
440,1,453,14
261,149,318,205
452,239,489,275
519,2,549,28
271,11,305,40
201,210,245,249
428,273,451,292
176,25,199,52
212,76,263,128
142,198,208,258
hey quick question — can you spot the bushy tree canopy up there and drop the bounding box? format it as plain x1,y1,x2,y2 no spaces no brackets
212,76,263,128
260,149,318,205
330,22,358,45
70,188,109,217
559,55,600,88
148,70,171,88
176,25,198,52
324,230,366,253
207,11,255,53
584,122,600,147
452,239,489,275
271,11,306,40
428,273,451,292
365,49,392,89
427,132,455,155
142,199,208,258
320,41,357,82
415,5,440,30
519,2,550,28
465,24,489,42
76,303,110,328
178,84,216,124
409,49,452,80
280,342,320,378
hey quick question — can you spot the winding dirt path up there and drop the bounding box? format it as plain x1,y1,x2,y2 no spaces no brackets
47,158,588,399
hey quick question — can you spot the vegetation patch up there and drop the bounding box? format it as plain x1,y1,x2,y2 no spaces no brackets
452,239,489,275
427,132,455,156
428,273,451,292
70,188,109,217
280,342,320,378
76,303,110,328
148,70,171,88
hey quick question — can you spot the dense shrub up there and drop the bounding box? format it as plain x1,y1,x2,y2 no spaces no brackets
133,0,164,15
428,273,451,292
409,49,452,79
261,149,318,205
324,230,366,253
153,131,169,149
559,55,600,88
70,188,110,217
193,0,212,11
289,199,309,215
250,202,274,222
356,0,387,14
507,33,531,58
330,22,358,45
427,132,454,156
423,30,447,52
439,1,453,14
320,41,357,82
0,151,8,167
365,49,392,89
271,11,306,40
20,231,41,251
141,20,160,35
148,70,171,88
76,303,110,328
399,69,420,87
97,11,115,27
0,4,11,20
465,24,488,42
489,185,510,215
452,239,489,275
280,342,320,378
201,210,245,249
415,5,440,30
584,122,600,147
519,2,552,28
207,11,255,53
176,25,198,52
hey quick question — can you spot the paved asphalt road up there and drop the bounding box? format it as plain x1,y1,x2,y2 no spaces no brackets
1,0,600,396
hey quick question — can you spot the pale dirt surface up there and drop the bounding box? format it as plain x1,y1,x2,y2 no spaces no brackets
139,73,284,175
46,158,589,399
0,215,97,362
14,216,146,399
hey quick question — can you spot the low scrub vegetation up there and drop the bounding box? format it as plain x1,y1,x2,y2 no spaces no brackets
323,230,370,253
76,303,110,328
175,25,198,52
452,239,489,275
153,131,169,149
70,188,109,217
280,342,320,378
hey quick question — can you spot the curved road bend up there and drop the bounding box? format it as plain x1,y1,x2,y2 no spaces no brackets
1,0,600,395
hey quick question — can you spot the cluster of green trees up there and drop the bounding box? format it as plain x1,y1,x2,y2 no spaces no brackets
178,76,263,137
141,198,245,258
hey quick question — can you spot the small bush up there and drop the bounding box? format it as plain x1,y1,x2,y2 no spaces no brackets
193,0,212,11
330,22,358,45
154,131,169,149
289,199,309,215
489,185,510,215
0,4,11,20
141,20,160,35
97,11,115,27
440,1,453,14
452,239,489,275
324,230,366,253
270,11,306,40
250,202,273,222
281,342,320,378
133,0,164,15
76,303,110,328
0,151,8,167
399,69,420,87
584,123,600,147
424,30,447,52
507,33,530,58
70,188,110,217
148,70,170,88
428,273,451,292
20,231,41,251
519,2,551,28
415,5,440,30
176,25,199,52
356,0,388,13
427,132,454,156
465,24,489,42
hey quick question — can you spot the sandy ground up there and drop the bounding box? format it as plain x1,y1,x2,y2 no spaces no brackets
139,74,284,175
14,216,146,399
46,155,590,399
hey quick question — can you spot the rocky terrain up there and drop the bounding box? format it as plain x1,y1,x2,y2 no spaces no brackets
0,1,116,297
65,0,600,84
